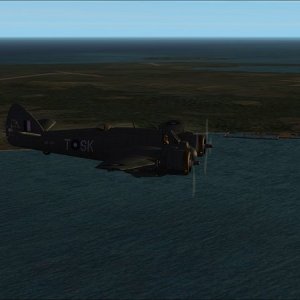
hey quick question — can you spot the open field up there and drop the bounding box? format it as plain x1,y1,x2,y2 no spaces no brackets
1,62,300,149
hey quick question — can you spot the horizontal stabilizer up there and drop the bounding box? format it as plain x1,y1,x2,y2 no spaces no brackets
38,119,56,131
18,131,41,137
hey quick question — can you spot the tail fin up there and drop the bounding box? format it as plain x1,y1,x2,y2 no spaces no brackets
6,104,45,148
6,103,44,136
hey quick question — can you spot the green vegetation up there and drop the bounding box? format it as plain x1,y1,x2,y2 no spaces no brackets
1,62,300,149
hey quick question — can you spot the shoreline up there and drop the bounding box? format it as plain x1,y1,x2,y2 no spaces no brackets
1,62,299,143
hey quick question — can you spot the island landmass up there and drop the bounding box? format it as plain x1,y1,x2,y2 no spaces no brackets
1,62,299,150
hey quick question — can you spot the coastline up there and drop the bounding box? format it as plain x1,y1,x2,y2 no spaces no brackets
0,62,299,150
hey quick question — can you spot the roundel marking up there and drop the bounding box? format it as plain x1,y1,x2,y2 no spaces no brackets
71,139,80,150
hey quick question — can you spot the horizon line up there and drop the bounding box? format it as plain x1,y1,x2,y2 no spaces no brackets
1,36,300,39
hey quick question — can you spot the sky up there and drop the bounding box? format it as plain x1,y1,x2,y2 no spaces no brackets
0,1,300,38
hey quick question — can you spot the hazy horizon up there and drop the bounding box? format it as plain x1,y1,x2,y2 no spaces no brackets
1,37,300,40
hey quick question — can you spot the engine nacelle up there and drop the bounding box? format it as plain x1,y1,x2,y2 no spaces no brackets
158,142,193,175
178,132,206,157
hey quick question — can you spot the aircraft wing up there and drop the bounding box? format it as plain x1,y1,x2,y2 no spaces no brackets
96,155,156,171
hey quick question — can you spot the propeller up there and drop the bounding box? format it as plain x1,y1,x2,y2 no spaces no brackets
192,165,196,198
205,118,208,143
204,119,213,175
192,119,213,197
205,119,213,150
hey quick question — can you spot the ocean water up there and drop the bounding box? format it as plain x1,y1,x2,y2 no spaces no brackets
0,38,300,73
0,134,299,299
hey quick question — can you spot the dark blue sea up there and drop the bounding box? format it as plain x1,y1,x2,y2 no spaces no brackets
1,135,299,299
0,38,300,73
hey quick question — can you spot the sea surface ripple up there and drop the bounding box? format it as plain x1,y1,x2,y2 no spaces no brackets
0,135,299,299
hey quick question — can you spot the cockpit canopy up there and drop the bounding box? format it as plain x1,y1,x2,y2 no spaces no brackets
158,120,185,134
97,123,112,131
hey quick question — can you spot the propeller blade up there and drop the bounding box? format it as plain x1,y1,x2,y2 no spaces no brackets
204,153,208,175
205,119,208,142
208,137,213,154
203,119,212,174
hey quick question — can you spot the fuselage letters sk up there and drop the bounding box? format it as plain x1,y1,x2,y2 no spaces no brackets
64,138,94,152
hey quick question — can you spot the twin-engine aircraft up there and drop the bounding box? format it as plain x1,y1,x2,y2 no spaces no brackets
6,104,212,176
